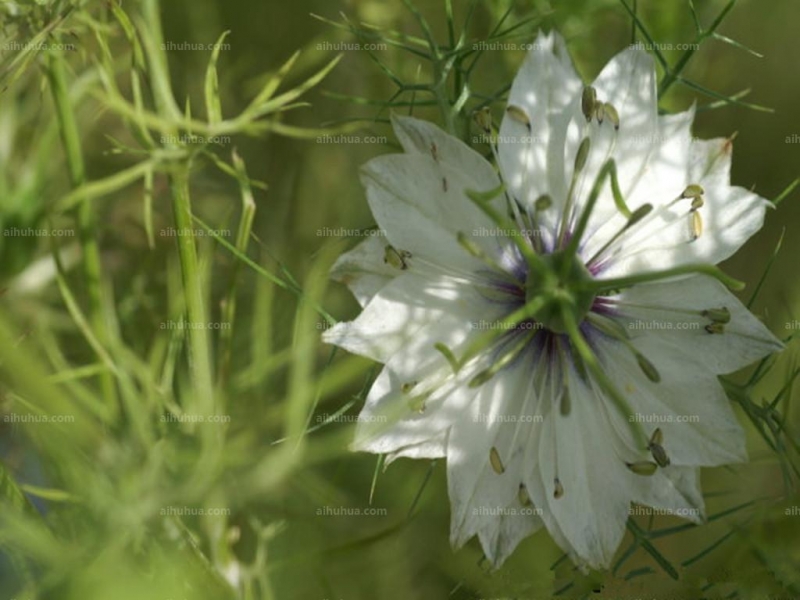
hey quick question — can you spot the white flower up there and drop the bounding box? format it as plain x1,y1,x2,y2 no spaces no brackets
322,31,782,570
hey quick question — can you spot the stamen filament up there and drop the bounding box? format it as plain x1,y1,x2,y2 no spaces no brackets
456,231,524,286
466,185,548,277
469,328,537,388
412,256,517,289
586,312,661,383
561,306,648,448
554,338,572,416
561,159,634,278
556,136,592,249
457,294,549,371
586,203,653,267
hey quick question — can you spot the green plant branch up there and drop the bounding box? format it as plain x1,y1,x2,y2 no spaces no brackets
46,49,118,412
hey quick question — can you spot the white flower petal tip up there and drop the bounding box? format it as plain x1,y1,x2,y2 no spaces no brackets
324,28,784,571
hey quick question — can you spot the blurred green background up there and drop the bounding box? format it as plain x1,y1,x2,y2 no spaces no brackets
1,0,799,598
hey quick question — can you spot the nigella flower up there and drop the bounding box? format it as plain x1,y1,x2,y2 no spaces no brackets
323,32,782,569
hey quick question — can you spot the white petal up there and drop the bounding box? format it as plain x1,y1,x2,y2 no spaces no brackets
322,272,492,364
497,31,583,208
346,277,507,455
548,47,657,254
329,234,399,307
582,107,695,262
361,154,512,274
599,136,770,277
384,433,447,465
534,367,633,570
477,503,543,567
629,466,705,524
391,114,499,186
447,354,539,549
592,334,748,466
352,357,479,456
523,461,580,566
614,275,783,375
588,46,658,197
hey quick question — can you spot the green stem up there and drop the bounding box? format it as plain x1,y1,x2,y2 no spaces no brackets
47,50,118,412
434,62,457,136
658,0,737,99
170,168,215,416
218,152,257,385
140,0,215,419
140,0,182,121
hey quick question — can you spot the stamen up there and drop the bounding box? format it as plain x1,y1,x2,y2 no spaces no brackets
456,231,485,259
401,381,418,394
518,483,532,506
581,86,598,123
681,184,705,199
594,102,606,125
705,323,725,334
703,307,731,324
408,394,427,413
507,108,547,254
574,136,592,173
554,477,564,499
489,446,505,474
474,107,493,134
586,203,653,267
586,312,630,341
401,379,438,413
384,244,412,270
604,103,620,131
647,428,670,467
466,186,548,277
635,353,661,383
468,329,537,388
535,194,552,212
625,461,658,476
556,136,592,248
559,387,571,417
554,338,572,416
563,158,635,266
455,231,524,286
428,142,448,191
546,355,564,501
649,427,663,446
506,105,531,130
561,307,649,447
586,312,661,383
690,210,703,242
691,197,705,210
411,255,517,290
609,300,721,319
456,294,549,371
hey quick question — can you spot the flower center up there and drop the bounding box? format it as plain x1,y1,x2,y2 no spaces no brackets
524,250,596,334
